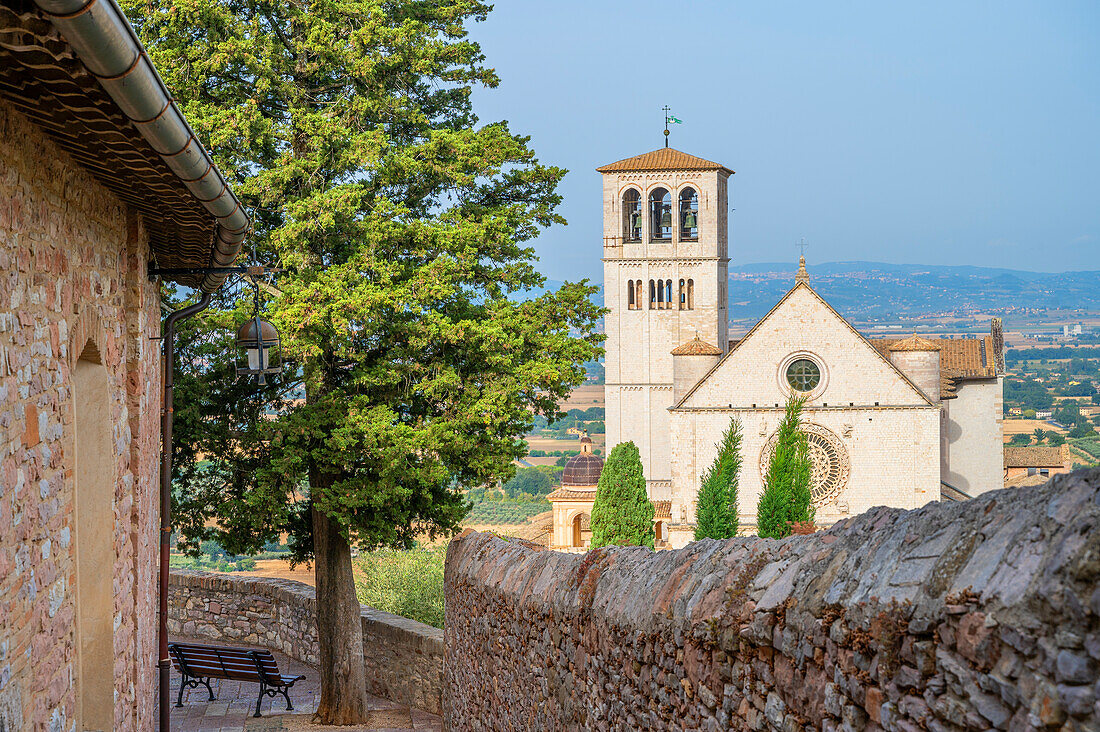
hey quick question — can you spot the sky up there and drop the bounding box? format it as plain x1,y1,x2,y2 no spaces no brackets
466,1,1100,283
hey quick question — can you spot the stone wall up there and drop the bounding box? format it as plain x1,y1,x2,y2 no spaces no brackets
168,569,445,715
444,469,1100,730
0,98,161,731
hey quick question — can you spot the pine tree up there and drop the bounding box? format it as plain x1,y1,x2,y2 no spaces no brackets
125,1,603,721
757,395,814,538
694,418,743,540
590,442,655,549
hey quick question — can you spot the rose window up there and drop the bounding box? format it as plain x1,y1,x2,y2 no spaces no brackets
759,423,850,507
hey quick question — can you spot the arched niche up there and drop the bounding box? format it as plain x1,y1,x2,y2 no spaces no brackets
73,338,115,731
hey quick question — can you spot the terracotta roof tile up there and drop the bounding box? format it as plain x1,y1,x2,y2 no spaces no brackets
596,147,732,174
1004,446,1067,469
889,334,941,352
671,336,723,356
547,487,597,501
653,500,672,520
561,453,604,487
871,335,1001,400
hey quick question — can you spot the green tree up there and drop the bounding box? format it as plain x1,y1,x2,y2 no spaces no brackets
757,395,814,539
1009,433,1031,445
1033,428,1047,444
590,442,654,549
694,418,743,540
1048,433,1067,446
129,1,603,721
503,467,552,499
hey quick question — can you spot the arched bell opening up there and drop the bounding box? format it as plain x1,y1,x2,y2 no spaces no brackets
622,188,642,242
649,187,671,241
679,187,699,241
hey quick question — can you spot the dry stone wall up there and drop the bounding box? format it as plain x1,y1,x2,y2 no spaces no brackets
168,569,445,715
444,469,1100,731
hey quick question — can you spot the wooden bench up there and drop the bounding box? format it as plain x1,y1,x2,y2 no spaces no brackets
168,641,306,717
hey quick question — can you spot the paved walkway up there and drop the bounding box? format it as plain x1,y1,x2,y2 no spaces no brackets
168,637,442,732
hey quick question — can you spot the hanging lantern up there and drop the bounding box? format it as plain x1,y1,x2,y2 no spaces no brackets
236,316,281,385
659,206,672,228
683,210,697,229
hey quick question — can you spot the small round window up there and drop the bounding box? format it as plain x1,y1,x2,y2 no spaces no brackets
786,358,821,392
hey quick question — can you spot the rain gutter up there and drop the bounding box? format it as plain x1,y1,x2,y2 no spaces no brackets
33,0,249,293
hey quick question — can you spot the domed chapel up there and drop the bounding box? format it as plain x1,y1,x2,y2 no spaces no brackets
550,146,1004,550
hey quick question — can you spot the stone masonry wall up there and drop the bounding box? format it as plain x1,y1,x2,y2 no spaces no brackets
0,98,162,731
168,569,445,715
445,469,1100,731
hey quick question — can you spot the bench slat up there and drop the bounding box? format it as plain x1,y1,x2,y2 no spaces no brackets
169,642,295,686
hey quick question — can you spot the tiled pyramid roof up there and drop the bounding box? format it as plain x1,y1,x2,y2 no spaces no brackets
596,148,732,174
889,334,942,352
671,336,723,356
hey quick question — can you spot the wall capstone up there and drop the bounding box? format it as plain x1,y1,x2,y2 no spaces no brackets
168,569,444,715
444,469,1100,730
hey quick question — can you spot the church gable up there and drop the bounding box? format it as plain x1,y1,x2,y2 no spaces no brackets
676,284,933,409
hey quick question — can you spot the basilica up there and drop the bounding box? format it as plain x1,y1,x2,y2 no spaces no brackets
548,147,1004,550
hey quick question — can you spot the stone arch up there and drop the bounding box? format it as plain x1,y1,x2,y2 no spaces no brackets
678,186,699,241
72,338,115,730
571,512,587,548
621,187,642,241
68,308,104,369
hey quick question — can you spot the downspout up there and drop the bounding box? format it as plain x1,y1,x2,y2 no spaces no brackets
158,293,211,729
32,0,250,293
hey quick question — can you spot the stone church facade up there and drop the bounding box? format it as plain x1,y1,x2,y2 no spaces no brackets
588,147,1003,549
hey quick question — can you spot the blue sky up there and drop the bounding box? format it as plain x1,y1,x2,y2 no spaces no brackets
467,1,1099,282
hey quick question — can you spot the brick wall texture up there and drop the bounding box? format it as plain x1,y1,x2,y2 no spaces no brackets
0,99,162,730
444,469,1100,731
168,569,446,715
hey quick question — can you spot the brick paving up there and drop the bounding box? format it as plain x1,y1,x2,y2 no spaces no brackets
166,637,442,732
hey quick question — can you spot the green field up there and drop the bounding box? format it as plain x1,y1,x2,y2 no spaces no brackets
464,500,549,525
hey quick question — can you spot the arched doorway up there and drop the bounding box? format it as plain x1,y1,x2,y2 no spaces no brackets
73,342,114,731
571,512,589,548
654,521,668,548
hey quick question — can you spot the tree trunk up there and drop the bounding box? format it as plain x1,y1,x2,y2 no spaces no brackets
312,501,369,723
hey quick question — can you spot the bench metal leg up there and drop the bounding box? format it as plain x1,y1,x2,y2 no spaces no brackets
176,676,187,708
202,678,216,701
254,682,265,718
280,686,293,711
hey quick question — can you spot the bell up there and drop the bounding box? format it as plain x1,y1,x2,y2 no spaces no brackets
631,212,642,230
683,211,697,229
659,208,672,228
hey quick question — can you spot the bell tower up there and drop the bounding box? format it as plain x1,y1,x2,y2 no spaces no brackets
597,148,731,499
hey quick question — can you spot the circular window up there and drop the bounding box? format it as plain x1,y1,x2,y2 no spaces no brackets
786,358,821,392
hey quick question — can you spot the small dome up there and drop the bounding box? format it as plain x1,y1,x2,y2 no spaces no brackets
889,334,941,352
562,453,604,487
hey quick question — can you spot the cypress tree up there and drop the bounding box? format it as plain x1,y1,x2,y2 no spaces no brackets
694,418,743,540
757,395,814,538
590,441,655,549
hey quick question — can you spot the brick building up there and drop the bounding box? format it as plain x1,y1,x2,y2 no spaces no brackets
0,0,246,728
1004,445,1072,482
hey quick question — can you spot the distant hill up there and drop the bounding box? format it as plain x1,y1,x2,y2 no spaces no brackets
540,262,1100,323
727,262,1100,321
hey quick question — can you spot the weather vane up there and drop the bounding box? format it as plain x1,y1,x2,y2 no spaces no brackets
662,106,682,148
